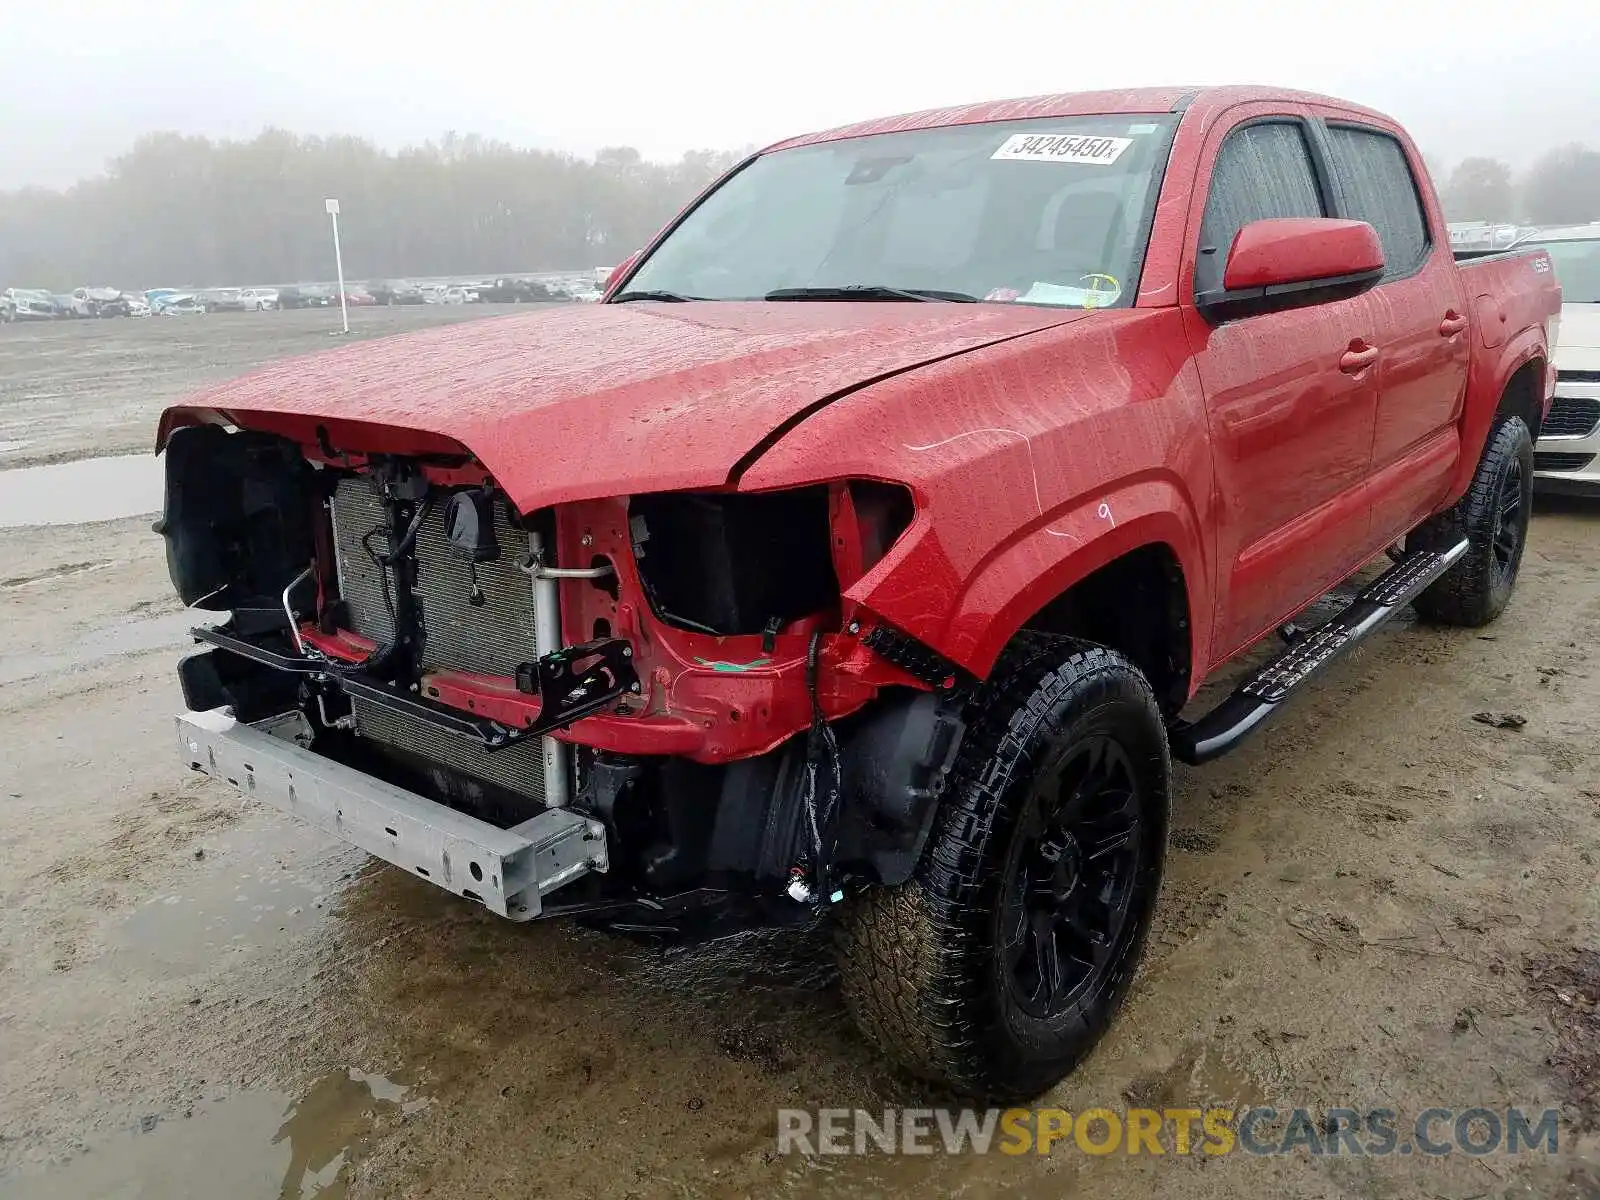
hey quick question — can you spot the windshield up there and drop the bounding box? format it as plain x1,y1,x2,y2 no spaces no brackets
1523,237,1600,303
621,115,1178,308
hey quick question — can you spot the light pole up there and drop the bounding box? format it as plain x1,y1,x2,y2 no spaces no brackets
324,197,350,335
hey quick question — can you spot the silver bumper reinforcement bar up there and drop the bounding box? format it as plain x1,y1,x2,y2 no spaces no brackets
176,708,607,920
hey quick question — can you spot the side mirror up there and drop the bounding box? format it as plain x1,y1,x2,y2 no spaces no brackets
603,252,640,296
1198,218,1384,322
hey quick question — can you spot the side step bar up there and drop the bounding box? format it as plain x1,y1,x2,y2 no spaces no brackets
1169,538,1469,765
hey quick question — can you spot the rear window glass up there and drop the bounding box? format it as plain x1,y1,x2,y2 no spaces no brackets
1324,125,1430,278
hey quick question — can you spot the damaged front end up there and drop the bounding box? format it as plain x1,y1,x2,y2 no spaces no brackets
160,422,963,934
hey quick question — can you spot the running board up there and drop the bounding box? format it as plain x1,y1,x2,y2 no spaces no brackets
1169,539,1469,765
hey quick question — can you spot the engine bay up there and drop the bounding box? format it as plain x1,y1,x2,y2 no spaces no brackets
158,423,957,931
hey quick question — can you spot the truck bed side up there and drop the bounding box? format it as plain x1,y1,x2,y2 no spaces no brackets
1446,246,1561,502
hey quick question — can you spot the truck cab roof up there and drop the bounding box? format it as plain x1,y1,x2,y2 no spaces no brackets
769,85,1393,152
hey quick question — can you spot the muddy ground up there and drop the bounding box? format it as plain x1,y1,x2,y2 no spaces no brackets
0,314,1597,1199
0,306,520,469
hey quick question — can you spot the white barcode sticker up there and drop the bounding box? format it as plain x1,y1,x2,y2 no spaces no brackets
991,133,1132,165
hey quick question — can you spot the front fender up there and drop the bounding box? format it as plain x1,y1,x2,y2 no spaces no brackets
890,475,1208,681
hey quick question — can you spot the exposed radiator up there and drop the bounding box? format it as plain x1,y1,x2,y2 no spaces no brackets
328,476,546,799
352,691,548,800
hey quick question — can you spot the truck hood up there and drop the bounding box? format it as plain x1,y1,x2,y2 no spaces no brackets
1555,302,1600,372
159,301,1087,512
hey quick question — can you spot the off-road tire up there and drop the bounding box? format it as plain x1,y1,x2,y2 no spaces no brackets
1412,415,1534,627
834,635,1169,1100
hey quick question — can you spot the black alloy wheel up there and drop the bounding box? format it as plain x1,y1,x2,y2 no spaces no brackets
1001,733,1144,1021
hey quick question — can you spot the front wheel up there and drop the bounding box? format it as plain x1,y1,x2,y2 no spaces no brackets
835,635,1169,1100
1412,415,1534,627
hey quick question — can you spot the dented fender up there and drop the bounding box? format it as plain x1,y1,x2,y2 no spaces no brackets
934,479,1207,679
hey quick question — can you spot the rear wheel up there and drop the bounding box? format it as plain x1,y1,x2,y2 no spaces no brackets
1412,416,1534,627
835,636,1169,1100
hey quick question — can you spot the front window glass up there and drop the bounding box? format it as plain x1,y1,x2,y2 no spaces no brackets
621,115,1178,308
1196,122,1325,296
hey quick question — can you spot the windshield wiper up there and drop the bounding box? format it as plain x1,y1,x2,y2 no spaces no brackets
609,289,697,303
764,285,979,303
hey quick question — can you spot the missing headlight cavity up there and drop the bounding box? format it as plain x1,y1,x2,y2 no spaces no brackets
847,480,915,572
156,424,316,616
630,489,839,636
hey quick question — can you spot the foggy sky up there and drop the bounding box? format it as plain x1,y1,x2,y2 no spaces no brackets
4,0,1597,190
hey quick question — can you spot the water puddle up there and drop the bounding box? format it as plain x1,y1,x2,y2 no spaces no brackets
0,1067,421,1199
0,453,162,527
0,607,221,685
110,815,360,976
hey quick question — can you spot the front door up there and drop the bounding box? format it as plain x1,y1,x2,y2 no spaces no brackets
1181,112,1381,659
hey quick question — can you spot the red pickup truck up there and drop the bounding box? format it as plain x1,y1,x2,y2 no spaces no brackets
157,85,1559,1099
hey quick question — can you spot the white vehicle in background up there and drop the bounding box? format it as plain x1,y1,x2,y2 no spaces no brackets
123,294,152,317
200,288,248,313
3,288,62,320
71,286,126,317
1516,224,1600,495
419,285,470,305
156,294,206,316
568,283,603,303
1447,222,1527,254
239,288,279,311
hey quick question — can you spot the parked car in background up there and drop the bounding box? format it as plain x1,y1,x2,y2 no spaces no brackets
54,293,92,318
239,288,279,311
123,294,152,317
1515,224,1600,494
0,294,12,323
200,289,248,313
71,286,128,317
279,285,335,309
368,281,425,305
567,283,603,303
475,277,558,303
2,289,59,321
417,284,448,304
342,287,377,307
157,295,206,316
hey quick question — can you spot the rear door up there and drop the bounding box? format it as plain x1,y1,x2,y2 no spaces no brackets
1315,116,1470,541
1181,108,1381,659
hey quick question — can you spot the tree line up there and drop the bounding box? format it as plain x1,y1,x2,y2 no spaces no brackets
0,131,745,290
4,127,1596,291
1435,144,1600,225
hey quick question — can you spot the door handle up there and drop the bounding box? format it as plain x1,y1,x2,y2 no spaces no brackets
1439,311,1469,337
1339,341,1380,374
